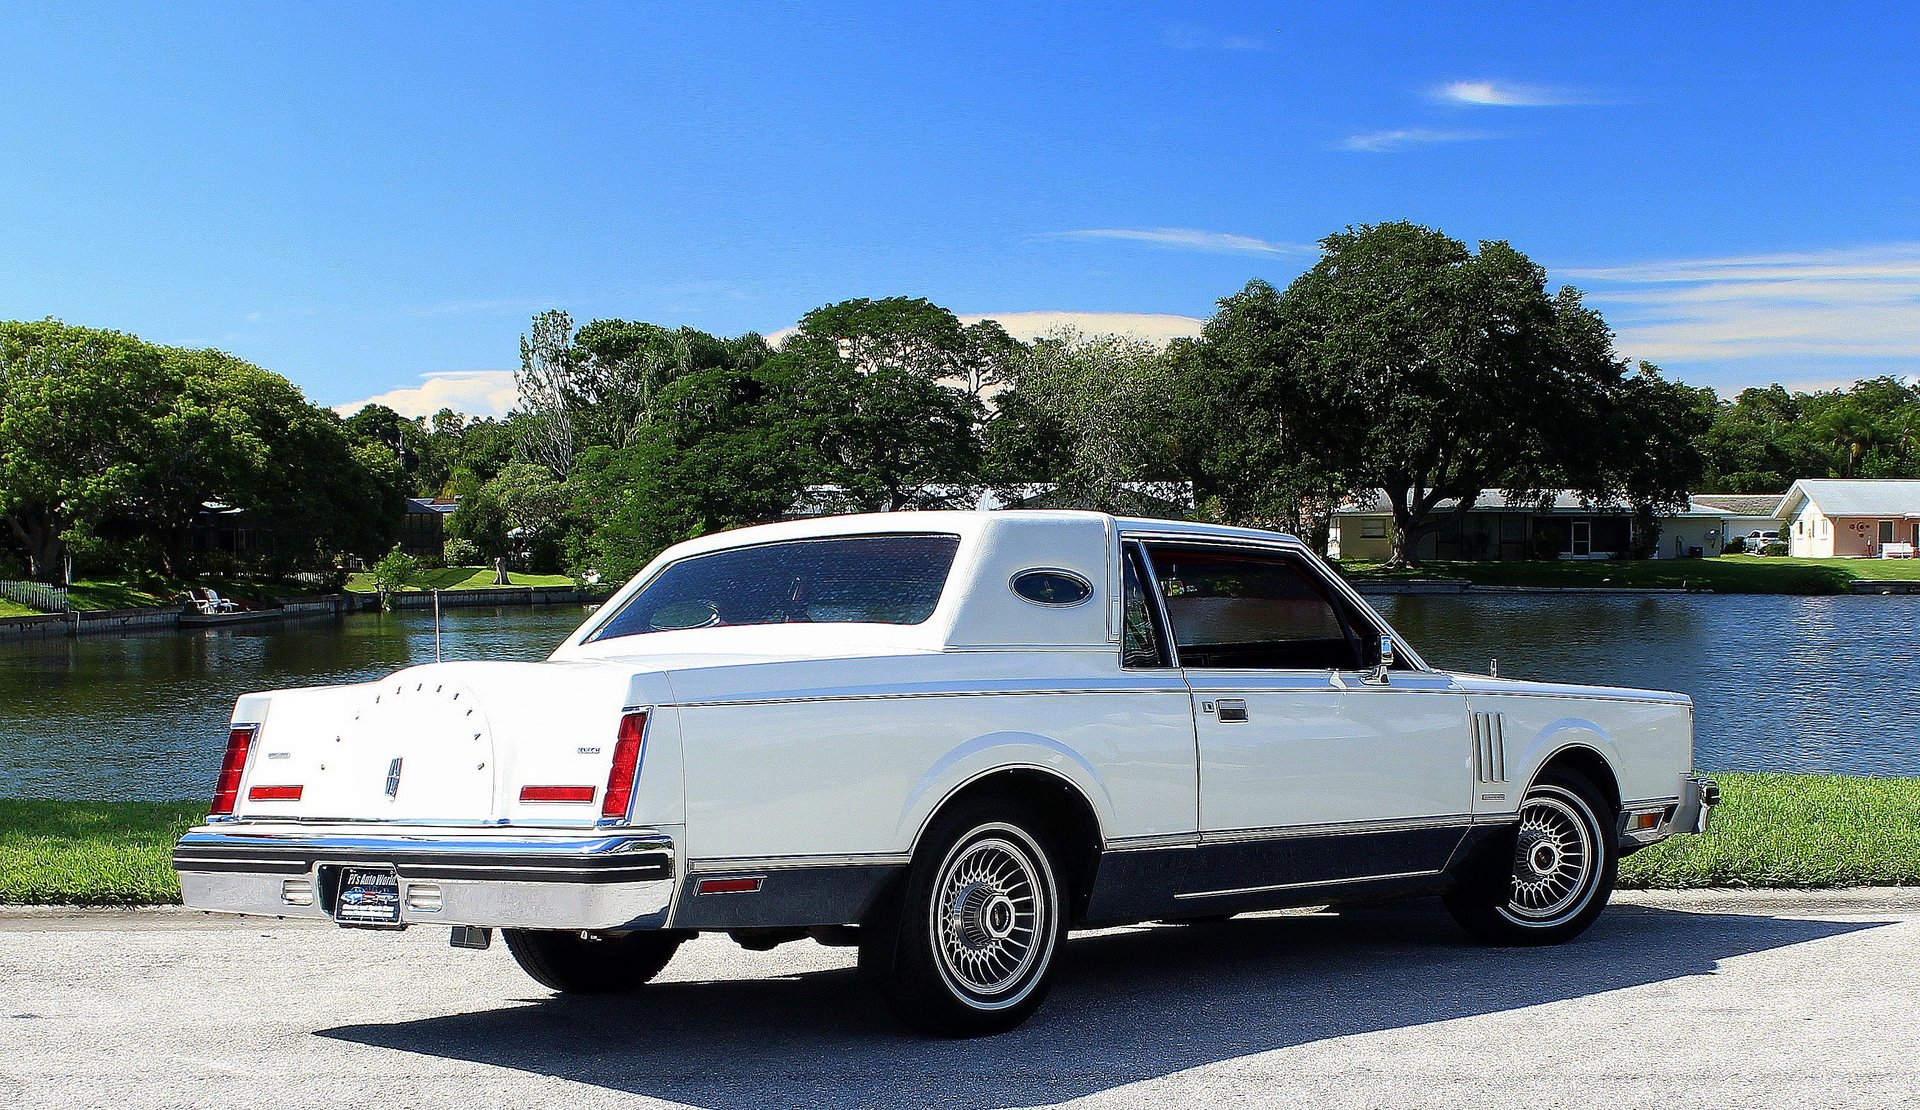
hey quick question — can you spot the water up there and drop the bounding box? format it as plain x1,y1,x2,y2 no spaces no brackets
1,595,1916,800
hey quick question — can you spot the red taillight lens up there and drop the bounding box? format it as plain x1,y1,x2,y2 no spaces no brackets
210,725,257,816
247,785,303,802
519,785,596,804
601,710,648,820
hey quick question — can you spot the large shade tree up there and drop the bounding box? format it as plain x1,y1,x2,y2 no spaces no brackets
1199,223,1704,565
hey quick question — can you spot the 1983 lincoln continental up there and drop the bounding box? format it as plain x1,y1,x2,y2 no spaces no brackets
175,511,1717,1035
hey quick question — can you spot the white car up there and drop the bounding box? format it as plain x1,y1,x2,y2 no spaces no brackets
174,512,1717,1036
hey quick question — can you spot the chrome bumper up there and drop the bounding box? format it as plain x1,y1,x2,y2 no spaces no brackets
172,823,677,931
1619,774,1720,849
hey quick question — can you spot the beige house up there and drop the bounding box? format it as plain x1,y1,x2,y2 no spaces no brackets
1776,480,1920,558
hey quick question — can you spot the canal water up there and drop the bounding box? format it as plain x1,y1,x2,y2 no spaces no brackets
1,594,1915,800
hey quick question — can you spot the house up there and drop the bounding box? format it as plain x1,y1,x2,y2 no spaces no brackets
1329,490,1736,562
1775,479,1920,557
1687,494,1784,551
400,497,459,560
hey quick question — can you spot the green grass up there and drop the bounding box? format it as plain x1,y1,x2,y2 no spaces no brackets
0,800,205,905
2,773,1915,905
1337,555,1920,594
343,566,579,593
4,576,339,613
0,599,37,618
1620,773,1920,889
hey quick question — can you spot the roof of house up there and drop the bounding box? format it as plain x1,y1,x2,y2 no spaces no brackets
405,497,460,515
1334,489,1725,515
1776,479,1920,520
1690,494,1784,517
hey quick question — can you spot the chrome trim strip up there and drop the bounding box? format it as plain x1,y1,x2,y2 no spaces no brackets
674,682,1192,709
1103,833,1201,852
1174,868,1444,901
1199,813,1479,846
689,852,911,872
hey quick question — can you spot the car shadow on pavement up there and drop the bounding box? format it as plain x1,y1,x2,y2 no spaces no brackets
321,899,1886,1108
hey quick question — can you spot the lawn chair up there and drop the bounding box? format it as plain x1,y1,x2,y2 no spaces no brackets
184,588,241,614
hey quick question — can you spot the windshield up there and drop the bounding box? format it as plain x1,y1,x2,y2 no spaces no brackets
587,533,961,643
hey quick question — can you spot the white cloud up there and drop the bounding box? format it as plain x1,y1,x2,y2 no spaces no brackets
332,370,518,419
1432,79,1600,107
959,311,1205,344
766,311,1207,349
1341,128,1497,153
1570,244,1920,363
1038,227,1311,256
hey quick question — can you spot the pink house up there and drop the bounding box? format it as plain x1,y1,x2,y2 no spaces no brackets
1776,479,1920,558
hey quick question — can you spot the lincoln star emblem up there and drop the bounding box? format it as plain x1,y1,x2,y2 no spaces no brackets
384,757,403,799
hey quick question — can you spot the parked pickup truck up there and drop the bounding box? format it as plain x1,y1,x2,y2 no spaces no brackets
174,512,1717,1036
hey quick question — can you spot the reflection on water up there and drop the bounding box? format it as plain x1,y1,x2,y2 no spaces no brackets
1376,593,1920,779
0,607,590,801
1,594,1915,800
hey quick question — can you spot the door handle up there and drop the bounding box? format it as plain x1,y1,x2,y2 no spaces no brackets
1214,698,1249,722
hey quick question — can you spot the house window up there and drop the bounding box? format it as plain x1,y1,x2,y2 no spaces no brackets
1880,520,1897,544
1360,519,1387,539
1796,521,1804,536
1820,519,1829,538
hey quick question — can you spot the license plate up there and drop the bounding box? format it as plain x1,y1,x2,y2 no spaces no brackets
334,866,401,925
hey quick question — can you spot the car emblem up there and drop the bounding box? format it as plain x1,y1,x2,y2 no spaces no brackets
384,757,404,799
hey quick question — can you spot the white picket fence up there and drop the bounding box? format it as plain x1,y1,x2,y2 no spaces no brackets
0,579,69,613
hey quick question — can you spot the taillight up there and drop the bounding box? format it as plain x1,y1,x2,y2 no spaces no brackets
520,785,596,804
247,784,303,802
210,724,257,816
601,710,647,820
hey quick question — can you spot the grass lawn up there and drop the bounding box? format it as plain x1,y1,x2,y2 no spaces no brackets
4,576,340,614
343,566,579,593
2,773,1913,905
1337,555,1920,594
0,800,205,905
1620,772,1920,888
0,599,38,618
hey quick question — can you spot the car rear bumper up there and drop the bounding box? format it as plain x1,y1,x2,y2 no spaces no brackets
172,823,677,931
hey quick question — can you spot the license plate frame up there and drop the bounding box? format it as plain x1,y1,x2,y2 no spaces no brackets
332,865,403,927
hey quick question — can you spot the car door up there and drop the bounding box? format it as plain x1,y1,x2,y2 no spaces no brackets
1137,539,1474,888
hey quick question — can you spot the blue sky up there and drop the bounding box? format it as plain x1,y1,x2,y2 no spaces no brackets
3,2,1917,417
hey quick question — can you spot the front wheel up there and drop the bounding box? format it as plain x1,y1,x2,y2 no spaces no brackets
859,800,1068,1037
1445,774,1617,946
502,928,685,993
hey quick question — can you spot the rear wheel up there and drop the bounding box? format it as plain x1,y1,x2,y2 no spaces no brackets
502,929,685,993
1445,774,1617,946
859,800,1067,1037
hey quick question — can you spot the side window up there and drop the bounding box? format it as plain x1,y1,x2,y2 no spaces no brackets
1121,545,1172,668
1144,543,1368,670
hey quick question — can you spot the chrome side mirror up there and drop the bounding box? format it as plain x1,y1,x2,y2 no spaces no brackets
1365,635,1394,685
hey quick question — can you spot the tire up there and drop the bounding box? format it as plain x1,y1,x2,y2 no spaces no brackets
1445,773,1618,946
858,800,1068,1037
502,928,685,993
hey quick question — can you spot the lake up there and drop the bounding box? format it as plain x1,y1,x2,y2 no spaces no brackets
1,593,1915,801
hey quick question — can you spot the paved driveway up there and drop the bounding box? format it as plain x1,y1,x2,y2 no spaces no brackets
2,890,1915,1109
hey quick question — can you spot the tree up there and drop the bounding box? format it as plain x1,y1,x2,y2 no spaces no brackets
984,329,1190,514
1204,223,1674,566
447,461,572,571
516,309,581,479
0,321,177,582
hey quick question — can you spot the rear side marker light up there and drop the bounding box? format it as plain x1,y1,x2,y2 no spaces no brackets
601,710,648,820
520,785,596,804
697,877,764,895
248,785,303,802
210,724,258,816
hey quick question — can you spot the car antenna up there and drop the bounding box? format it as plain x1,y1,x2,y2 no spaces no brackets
434,588,442,664
1490,657,1498,678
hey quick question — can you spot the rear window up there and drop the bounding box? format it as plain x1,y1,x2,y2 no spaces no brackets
588,533,961,643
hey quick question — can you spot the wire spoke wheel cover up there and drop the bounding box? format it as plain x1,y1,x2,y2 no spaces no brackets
1500,786,1601,928
929,826,1055,1009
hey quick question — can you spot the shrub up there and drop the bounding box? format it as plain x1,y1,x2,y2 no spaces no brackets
1761,541,1789,557
443,537,481,566
368,546,424,607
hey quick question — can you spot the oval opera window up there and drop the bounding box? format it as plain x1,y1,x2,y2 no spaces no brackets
1011,568,1094,607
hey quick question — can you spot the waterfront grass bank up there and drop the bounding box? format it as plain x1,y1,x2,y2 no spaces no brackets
1339,556,1920,594
342,565,578,593
3,773,1914,905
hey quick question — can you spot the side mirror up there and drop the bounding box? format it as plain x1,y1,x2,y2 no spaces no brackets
1365,635,1394,685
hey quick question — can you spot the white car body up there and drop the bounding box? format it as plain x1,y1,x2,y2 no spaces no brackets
175,511,1714,942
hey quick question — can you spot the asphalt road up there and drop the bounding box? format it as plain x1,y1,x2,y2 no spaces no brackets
2,890,1916,1109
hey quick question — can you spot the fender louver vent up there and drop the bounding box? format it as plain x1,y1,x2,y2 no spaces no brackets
1472,711,1508,783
